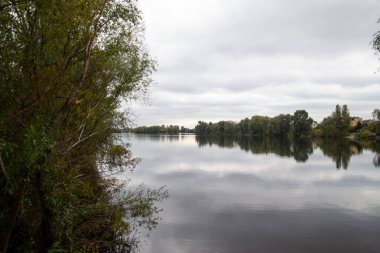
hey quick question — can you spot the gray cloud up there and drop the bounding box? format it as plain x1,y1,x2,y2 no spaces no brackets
132,0,380,127
125,134,380,253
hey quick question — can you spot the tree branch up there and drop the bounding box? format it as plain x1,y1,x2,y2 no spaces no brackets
56,36,94,122
0,153,9,181
67,132,98,152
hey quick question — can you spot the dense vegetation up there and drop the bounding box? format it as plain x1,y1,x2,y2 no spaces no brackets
314,107,380,139
0,1,167,252
195,106,380,140
195,110,313,138
132,125,180,134
313,105,351,137
354,109,380,140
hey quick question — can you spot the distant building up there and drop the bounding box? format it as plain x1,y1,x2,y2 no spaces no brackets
362,119,375,126
350,117,362,128
312,121,318,129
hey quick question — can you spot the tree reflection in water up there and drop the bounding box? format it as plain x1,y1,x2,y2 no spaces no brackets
359,141,380,168
196,135,313,162
315,138,362,169
195,135,380,169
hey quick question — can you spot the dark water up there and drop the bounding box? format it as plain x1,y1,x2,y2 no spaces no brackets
122,134,380,253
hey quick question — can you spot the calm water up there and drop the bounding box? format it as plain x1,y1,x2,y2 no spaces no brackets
122,134,380,253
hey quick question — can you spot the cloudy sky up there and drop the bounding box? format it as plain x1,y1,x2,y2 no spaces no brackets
129,0,380,128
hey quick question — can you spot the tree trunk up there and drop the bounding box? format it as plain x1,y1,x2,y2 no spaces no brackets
0,180,27,253
34,171,53,253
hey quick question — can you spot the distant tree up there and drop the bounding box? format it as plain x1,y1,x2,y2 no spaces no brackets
318,105,351,137
168,125,180,134
238,118,250,135
292,110,313,137
195,121,209,135
249,116,270,136
372,109,380,120
333,105,343,130
133,125,180,134
318,116,337,136
269,114,292,136
223,121,237,135
342,105,351,130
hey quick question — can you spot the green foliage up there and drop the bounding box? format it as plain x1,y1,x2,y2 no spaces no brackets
317,105,351,137
269,114,292,137
0,0,165,252
238,118,250,135
194,110,312,138
312,128,324,137
357,129,376,140
194,121,209,135
291,110,313,137
363,121,380,136
194,120,237,136
249,116,271,136
48,242,65,253
133,125,180,134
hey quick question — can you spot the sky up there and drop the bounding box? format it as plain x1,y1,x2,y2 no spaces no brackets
129,0,380,128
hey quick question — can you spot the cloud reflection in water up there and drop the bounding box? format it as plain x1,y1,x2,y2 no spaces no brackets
123,134,380,253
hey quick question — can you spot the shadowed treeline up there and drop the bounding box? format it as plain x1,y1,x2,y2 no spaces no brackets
196,136,380,169
196,135,313,163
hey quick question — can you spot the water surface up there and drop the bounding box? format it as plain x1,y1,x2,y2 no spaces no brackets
122,134,380,253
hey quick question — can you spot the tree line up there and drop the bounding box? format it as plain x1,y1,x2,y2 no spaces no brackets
195,109,314,138
313,105,351,137
315,106,380,139
195,105,380,139
132,125,180,134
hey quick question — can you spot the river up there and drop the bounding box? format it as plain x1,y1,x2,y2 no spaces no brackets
121,134,380,253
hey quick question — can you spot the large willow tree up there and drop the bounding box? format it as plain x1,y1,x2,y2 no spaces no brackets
0,1,165,252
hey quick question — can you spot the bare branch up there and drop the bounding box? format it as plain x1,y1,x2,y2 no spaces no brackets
67,132,98,152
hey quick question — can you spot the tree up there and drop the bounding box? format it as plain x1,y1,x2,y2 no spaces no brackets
318,105,351,137
318,116,337,136
238,117,250,135
292,110,313,137
372,109,380,120
0,1,166,252
341,105,351,130
333,105,343,130
195,121,209,135
249,116,270,136
269,114,292,137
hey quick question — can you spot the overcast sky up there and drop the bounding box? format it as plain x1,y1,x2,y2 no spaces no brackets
129,0,380,128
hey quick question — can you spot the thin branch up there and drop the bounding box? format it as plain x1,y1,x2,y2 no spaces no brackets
67,132,98,152
0,153,9,181
57,36,94,122
77,122,86,143
56,0,108,124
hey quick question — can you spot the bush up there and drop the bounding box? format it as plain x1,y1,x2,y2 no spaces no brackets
357,129,376,140
312,128,324,137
